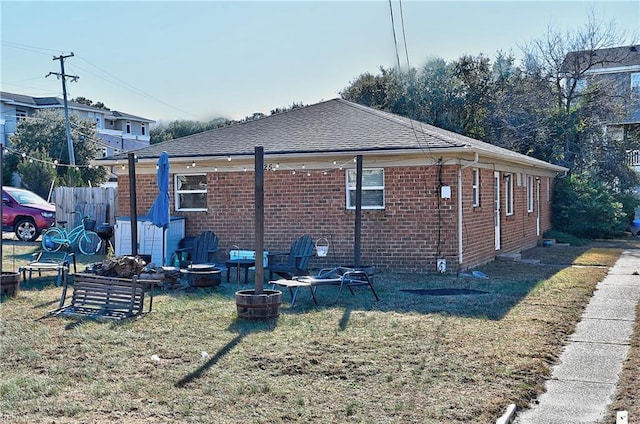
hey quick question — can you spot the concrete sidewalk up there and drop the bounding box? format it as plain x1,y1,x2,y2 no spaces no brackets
515,249,640,424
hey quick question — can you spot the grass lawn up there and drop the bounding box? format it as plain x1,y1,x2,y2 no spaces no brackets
1,238,638,423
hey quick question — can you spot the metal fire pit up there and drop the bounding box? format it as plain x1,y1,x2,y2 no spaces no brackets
180,265,222,287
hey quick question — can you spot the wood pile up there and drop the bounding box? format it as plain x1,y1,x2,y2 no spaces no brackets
92,256,147,278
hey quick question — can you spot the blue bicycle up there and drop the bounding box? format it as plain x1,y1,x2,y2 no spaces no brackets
41,213,102,255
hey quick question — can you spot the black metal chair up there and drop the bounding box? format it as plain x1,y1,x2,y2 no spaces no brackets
267,234,314,280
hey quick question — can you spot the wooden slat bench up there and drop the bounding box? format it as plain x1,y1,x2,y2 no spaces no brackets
52,273,155,320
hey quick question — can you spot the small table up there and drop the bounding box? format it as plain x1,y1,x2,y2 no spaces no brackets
225,259,255,285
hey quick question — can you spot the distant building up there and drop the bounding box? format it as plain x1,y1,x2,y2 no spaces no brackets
562,45,640,217
561,44,640,145
0,91,155,157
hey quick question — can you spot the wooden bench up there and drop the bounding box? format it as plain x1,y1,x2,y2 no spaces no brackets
53,273,155,320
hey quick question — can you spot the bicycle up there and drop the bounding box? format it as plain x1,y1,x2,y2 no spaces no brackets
41,213,102,255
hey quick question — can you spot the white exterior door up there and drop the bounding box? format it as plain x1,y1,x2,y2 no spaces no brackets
494,171,501,250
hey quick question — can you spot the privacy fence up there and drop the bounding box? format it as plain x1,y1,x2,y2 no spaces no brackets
53,187,118,229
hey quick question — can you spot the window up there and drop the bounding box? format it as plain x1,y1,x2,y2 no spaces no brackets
504,173,514,216
16,109,26,120
526,175,534,212
472,168,480,207
126,121,131,134
175,174,207,211
141,124,146,136
574,78,587,93
631,73,640,90
95,116,102,129
346,168,384,210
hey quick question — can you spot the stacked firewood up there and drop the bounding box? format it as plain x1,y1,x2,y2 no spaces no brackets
92,255,147,278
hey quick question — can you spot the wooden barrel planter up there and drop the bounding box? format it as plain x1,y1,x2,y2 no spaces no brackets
1,272,21,298
235,289,282,320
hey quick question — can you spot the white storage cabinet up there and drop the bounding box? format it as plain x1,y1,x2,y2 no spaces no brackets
115,216,185,266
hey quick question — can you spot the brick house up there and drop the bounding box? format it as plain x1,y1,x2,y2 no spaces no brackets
99,99,567,273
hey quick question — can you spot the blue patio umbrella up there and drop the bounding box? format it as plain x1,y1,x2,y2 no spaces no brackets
146,151,171,264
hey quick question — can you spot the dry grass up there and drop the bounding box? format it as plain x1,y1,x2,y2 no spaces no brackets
0,239,635,423
606,302,640,423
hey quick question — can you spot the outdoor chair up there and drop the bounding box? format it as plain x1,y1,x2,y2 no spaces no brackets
267,234,314,280
19,250,76,286
175,230,220,266
270,266,380,307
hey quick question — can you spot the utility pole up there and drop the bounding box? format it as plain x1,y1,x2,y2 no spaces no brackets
47,53,79,166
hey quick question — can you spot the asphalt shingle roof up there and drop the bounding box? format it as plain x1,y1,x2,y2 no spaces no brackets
561,45,640,72
108,98,565,171
1,91,153,123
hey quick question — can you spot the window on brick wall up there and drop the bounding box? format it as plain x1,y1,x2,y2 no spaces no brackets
175,174,207,211
472,168,480,207
504,173,514,216
527,175,534,212
346,168,384,210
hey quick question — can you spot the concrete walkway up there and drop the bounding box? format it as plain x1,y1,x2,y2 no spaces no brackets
515,249,640,424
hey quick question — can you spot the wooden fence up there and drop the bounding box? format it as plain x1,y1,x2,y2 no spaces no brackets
53,187,118,229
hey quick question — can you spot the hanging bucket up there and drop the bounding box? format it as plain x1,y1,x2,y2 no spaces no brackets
315,238,330,257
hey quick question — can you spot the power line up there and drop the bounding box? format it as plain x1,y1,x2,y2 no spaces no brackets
1,40,63,56
72,54,196,118
387,0,402,71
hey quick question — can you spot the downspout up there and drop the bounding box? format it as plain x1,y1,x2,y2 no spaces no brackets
458,153,479,266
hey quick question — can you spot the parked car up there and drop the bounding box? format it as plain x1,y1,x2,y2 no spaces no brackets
629,219,640,237
2,186,56,242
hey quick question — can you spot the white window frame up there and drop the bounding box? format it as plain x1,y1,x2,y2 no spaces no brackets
504,173,514,216
472,168,480,207
175,173,207,212
346,168,385,210
526,175,534,212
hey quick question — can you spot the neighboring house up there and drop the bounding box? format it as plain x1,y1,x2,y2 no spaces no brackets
562,45,640,216
98,99,567,273
0,91,154,157
562,44,640,149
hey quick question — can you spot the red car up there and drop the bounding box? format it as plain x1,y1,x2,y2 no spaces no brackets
2,186,56,242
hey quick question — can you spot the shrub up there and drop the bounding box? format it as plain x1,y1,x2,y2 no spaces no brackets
552,174,627,239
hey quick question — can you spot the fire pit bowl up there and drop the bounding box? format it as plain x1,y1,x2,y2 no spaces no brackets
180,265,222,287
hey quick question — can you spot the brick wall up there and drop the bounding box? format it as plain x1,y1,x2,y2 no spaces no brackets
118,165,555,273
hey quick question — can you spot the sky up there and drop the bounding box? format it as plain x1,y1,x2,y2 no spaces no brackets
1,1,639,125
